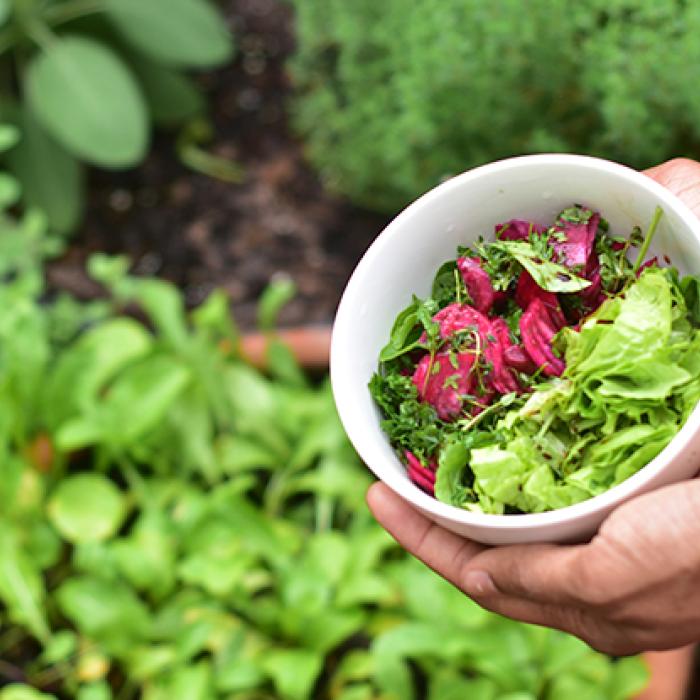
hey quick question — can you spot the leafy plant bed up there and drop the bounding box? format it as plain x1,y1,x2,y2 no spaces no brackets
46,0,387,332
0,213,656,700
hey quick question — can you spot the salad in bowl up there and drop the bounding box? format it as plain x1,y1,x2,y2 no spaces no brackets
331,155,700,544
370,204,700,515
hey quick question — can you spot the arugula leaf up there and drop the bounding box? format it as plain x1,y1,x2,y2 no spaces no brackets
378,300,421,361
491,240,591,293
431,259,462,307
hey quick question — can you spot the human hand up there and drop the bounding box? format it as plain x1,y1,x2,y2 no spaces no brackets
367,157,700,655
368,479,700,654
645,157,700,218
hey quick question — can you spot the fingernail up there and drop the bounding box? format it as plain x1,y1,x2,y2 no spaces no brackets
464,570,497,597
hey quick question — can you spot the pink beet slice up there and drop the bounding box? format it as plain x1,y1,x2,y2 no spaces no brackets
495,219,547,241
515,271,567,329
456,257,497,314
429,302,492,341
503,344,537,373
552,212,600,269
520,298,565,377
484,318,520,394
405,450,438,494
412,350,476,420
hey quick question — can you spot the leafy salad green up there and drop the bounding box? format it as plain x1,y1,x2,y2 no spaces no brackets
371,205,700,514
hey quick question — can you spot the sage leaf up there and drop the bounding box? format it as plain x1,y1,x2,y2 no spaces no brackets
27,36,148,167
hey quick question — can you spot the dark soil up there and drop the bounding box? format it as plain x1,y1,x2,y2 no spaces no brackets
47,0,388,331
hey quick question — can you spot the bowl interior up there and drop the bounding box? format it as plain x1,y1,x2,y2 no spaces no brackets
331,155,700,527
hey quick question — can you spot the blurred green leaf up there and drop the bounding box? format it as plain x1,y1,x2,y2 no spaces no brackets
130,58,204,126
45,318,153,430
541,632,590,678
25,519,62,569
152,661,215,700
607,657,650,700
191,288,238,347
216,435,280,474
167,386,219,482
266,338,307,387
258,278,296,332
0,525,50,642
76,681,112,700
112,510,176,598
373,652,414,700
261,649,323,700
105,0,233,68
0,123,20,151
428,670,497,700
102,355,191,445
47,474,126,544
57,576,151,652
0,1,10,27
5,104,84,233
127,278,190,349
373,622,457,658
39,630,78,664
124,644,177,682
27,36,149,167
0,172,20,207
300,610,365,654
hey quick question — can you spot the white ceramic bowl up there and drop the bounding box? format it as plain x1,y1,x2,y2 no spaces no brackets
331,154,700,545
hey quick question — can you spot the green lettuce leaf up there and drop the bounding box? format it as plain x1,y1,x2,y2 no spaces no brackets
467,268,699,513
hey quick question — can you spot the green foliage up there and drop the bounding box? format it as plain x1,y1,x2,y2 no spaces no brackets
0,0,234,233
289,0,700,212
0,222,648,696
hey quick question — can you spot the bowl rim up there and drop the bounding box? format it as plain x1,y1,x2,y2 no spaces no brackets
331,153,700,530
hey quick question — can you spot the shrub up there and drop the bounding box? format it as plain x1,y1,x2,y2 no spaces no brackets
289,0,700,212
0,0,233,233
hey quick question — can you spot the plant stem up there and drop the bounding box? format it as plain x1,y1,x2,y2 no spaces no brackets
176,119,245,184
633,206,663,273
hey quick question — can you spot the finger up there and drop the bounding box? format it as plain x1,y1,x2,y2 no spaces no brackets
643,158,700,219
466,587,589,639
366,482,485,586
461,542,588,607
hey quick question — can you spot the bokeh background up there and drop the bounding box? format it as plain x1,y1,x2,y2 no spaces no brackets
0,1,698,698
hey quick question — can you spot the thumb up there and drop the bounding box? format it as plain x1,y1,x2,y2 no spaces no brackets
644,158,700,219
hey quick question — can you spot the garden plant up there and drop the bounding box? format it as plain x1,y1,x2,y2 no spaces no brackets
290,0,700,212
0,0,234,233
